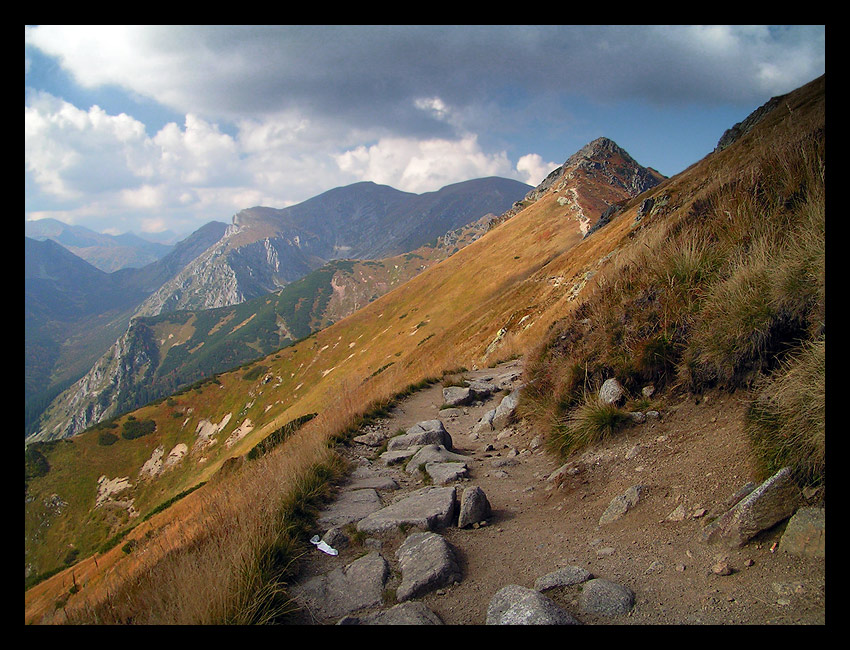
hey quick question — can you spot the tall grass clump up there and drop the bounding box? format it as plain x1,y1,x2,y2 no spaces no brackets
745,337,825,490
547,396,630,458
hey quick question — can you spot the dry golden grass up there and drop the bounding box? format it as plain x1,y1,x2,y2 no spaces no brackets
522,77,824,482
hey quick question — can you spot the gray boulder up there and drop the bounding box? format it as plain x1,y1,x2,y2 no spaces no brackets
290,552,389,621
779,507,825,557
338,601,443,625
405,444,469,474
579,578,635,616
599,485,645,525
534,566,593,591
395,531,462,601
457,485,492,528
356,486,458,534
472,409,496,435
425,462,469,485
700,467,802,548
486,585,581,625
388,420,453,451
598,378,626,406
443,386,472,407
317,488,383,529
492,389,521,429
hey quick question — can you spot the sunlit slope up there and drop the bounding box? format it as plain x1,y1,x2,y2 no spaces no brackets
24,138,658,579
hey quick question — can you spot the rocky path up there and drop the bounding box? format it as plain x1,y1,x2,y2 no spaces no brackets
287,360,825,625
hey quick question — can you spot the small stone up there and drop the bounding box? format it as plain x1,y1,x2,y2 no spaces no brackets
711,559,733,576
675,563,686,572
692,508,707,518
744,558,754,567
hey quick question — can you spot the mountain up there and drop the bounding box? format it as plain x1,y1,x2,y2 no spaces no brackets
24,222,229,437
134,177,532,317
24,75,824,624
26,179,529,442
24,132,665,575
25,218,173,272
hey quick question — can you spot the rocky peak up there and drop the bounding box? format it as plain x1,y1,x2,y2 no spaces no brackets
518,137,665,206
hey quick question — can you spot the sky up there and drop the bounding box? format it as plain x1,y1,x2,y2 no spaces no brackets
25,25,826,241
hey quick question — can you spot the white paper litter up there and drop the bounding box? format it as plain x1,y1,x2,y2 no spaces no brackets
309,534,339,556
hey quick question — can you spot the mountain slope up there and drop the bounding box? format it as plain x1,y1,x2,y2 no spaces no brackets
28,180,529,442
24,222,229,436
25,76,824,624
28,219,491,442
24,135,662,583
136,177,532,318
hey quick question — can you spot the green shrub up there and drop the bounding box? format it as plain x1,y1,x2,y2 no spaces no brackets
97,431,119,446
242,365,269,381
121,418,156,440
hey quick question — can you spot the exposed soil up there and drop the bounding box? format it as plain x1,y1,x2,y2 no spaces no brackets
298,359,826,625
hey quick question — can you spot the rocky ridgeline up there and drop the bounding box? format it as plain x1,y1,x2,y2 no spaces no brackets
288,370,824,625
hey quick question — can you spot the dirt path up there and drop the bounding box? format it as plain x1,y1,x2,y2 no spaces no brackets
298,359,825,625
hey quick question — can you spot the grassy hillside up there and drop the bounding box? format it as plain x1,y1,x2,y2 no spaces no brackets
24,75,824,625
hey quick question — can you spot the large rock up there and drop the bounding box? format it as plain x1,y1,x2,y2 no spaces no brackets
599,485,644,525
356,486,458,534
405,445,469,474
579,578,635,616
457,485,492,528
338,601,443,625
388,420,453,451
290,552,389,621
598,378,626,406
395,531,462,601
442,386,472,407
471,409,496,435
466,379,496,399
779,507,825,558
534,566,593,591
700,467,802,548
317,488,383,529
425,462,469,485
486,585,581,625
492,389,521,430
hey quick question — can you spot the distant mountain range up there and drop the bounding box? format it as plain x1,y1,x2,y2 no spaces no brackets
24,218,178,272
25,177,531,441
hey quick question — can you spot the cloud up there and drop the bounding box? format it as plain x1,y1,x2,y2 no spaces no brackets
334,134,519,194
24,26,824,235
516,153,559,187
26,25,825,132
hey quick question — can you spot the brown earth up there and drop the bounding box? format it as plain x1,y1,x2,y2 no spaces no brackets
295,359,826,625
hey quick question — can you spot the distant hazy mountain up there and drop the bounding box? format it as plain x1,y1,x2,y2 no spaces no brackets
25,218,174,272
